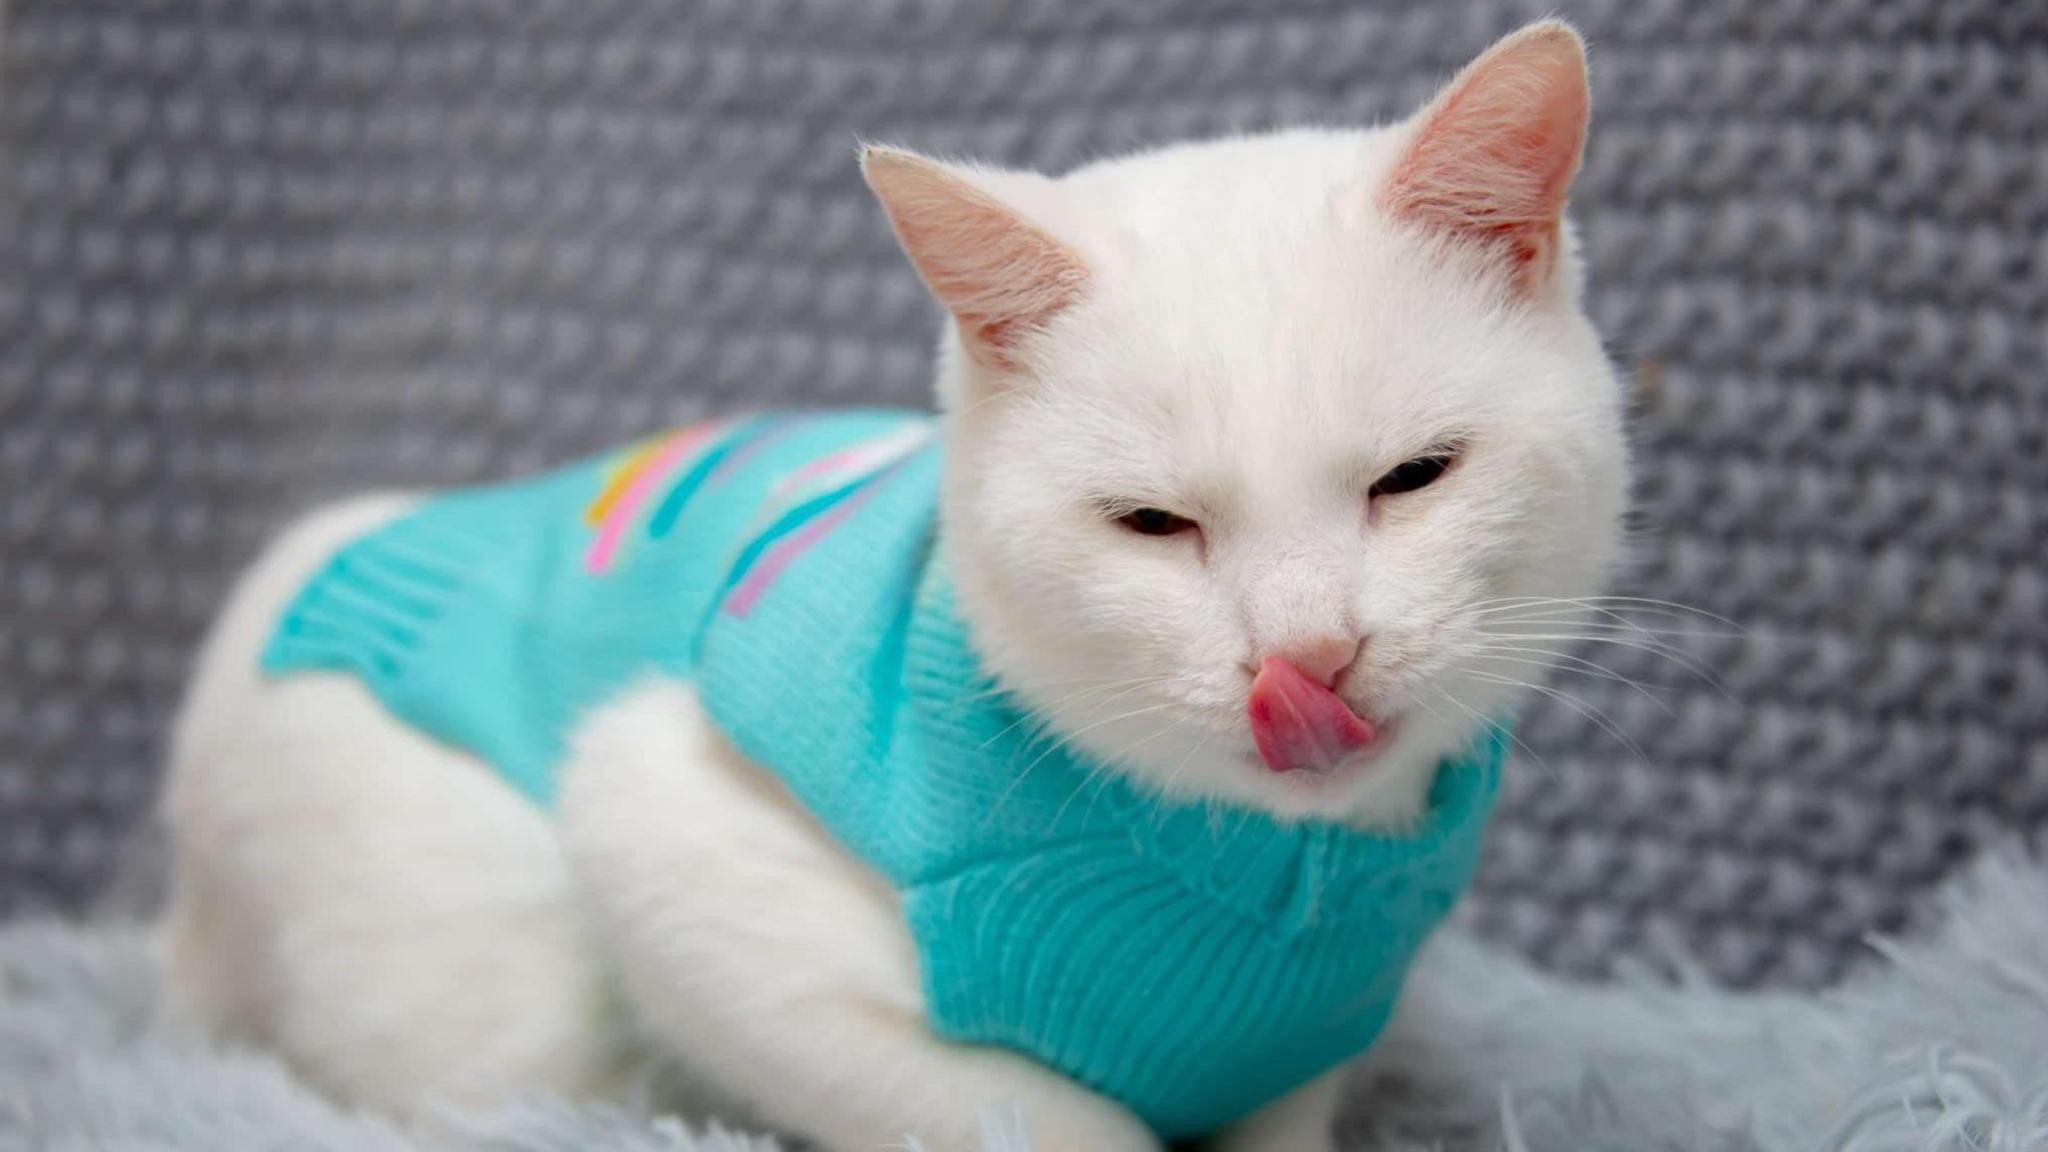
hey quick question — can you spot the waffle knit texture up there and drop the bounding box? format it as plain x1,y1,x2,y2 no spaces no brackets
260,409,1506,1137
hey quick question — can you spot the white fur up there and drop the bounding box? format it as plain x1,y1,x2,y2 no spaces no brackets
160,496,624,1107
931,99,1622,820
162,23,1625,1152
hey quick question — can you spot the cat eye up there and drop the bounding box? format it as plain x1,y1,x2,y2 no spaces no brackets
1369,451,1458,499
1117,507,1199,537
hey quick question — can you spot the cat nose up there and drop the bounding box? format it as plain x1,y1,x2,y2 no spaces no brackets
1264,634,1363,688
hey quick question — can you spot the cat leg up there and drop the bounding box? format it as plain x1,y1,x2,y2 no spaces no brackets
1206,1066,1349,1152
161,495,622,1112
560,677,1158,1152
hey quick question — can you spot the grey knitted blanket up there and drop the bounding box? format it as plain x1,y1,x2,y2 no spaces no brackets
2,0,2044,992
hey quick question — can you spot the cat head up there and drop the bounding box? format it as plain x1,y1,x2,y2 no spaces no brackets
864,22,1627,825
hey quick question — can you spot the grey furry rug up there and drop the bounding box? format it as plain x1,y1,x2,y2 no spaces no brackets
3,849,2044,1151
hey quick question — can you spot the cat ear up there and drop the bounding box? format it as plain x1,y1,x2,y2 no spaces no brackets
860,146,1090,372
1379,21,1590,295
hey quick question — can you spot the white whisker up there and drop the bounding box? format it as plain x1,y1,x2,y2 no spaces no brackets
1146,728,1216,823
1460,668,1648,764
1054,718,1180,831
1458,594,1743,633
1425,682,1553,782
1462,630,1729,696
1460,644,1676,717
995,698,1185,822
974,676,1171,753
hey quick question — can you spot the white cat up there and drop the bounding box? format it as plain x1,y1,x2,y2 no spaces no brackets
161,21,1625,1152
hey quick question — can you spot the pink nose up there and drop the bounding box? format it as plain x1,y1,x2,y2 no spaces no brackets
1264,634,1361,688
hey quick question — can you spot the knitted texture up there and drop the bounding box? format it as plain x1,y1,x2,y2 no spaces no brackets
0,0,2043,991
263,411,1505,1137
263,411,928,802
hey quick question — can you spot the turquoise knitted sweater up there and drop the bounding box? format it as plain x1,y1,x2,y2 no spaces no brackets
262,410,1505,1138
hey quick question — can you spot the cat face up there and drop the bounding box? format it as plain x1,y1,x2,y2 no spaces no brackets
867,23,1627,825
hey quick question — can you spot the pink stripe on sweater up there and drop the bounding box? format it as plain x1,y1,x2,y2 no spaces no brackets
786,445,868,486
720,485,880,619
582,425,715,573
769,427,929,502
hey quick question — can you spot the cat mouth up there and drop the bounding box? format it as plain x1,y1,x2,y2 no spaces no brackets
1245,657,1391,776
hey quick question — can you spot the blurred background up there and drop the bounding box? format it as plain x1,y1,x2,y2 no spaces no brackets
0,0,2041,989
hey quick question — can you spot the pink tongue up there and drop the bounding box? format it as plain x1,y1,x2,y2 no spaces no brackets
1247,657,1378,774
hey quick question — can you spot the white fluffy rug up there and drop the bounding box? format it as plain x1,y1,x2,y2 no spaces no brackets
3,846,2044,1151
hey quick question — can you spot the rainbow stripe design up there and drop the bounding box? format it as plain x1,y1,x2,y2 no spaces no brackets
580,415,934,586
581,419,736,574
718,423,934,618
761,423,933,519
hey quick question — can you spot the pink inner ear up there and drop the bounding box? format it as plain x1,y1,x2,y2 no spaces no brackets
1380,23,1590,289
862,148,1089,370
